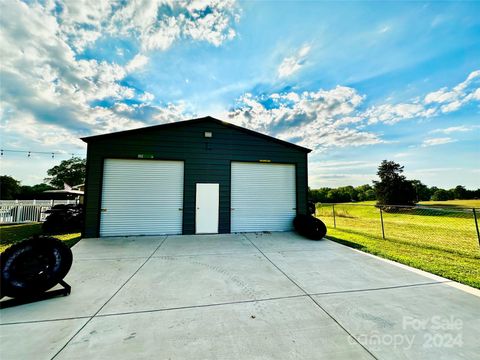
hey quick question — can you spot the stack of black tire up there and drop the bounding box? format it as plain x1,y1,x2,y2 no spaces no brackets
293,214,327,240
42,204,83,234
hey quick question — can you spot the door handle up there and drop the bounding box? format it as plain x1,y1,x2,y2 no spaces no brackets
101,208,107,212
179,208,183,211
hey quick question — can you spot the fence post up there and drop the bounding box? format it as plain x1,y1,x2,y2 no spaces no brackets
380,207,385,239
473,208,480,247
16,206,23,223
332,204,336,228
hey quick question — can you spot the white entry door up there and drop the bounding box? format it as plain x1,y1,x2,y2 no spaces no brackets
100,159,184,237
231,162,296,232
196,183,219,234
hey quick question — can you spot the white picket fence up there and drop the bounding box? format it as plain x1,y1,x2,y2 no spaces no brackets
0,200,77,224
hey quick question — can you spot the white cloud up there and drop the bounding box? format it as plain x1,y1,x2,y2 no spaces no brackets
421,137,457,147
43,0,240,53
0,0,238,152
109,0,240,51
308,170,374,188
422,70,480,112
431,125,477,134
1,0,478,163
138,92,155,103
363,103,428,125
228,86,382,150
392,152,411,158
278,44,311,78
363,70,480,124
227,69,479,152
309,160,377,171
126,54,149,73
467,88,480,101
424,88,458,104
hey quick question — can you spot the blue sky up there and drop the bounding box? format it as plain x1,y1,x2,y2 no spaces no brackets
0,0,479,188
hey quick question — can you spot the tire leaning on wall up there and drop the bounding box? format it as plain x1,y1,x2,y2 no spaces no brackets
293,214,327,240
0,236,73,299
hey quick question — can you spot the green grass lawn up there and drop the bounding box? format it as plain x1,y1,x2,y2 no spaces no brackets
0,223,81,253
419,199,480,208
316,200,480,289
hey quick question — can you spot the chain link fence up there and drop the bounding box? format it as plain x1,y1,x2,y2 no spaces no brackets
315,203,480,257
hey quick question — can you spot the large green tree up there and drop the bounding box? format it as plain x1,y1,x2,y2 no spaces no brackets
373,160,416,206
18,183,55,199
0,175,21,199
411,180,431,201
44,157,86,189
309,184,377,203
452,185,468,199
431,189,450,201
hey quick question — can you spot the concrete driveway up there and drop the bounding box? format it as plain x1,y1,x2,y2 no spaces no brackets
1,232,479,359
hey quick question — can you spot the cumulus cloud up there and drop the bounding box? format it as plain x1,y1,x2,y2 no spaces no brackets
0,0,239,151
109,0,240,51
278,44,311,78
126,54,149,73
421,137,457,147
228,86,382,150
424,70,480,108
50,0,240,52
363,70,480,124
227,70,479,151
424,70,480,110
363,103,430,125
1,0,478,158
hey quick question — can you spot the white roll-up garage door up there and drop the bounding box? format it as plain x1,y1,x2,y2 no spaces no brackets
231,162,296,232
100,159,184,236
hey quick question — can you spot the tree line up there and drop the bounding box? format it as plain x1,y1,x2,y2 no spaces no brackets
309,160,479,205
1,158,478,204
1,157,86,200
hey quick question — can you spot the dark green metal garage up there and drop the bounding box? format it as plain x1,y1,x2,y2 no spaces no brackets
81,116,311,237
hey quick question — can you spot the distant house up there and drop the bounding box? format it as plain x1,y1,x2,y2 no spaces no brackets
81,116,311,238
72,184,85,192
43,184,84,202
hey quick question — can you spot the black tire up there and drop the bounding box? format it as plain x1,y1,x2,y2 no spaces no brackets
0,236,73,299
293,214,327,240
307,216,327,240
42,205,84,234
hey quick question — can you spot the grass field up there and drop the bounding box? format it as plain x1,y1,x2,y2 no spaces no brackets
316,200,480,289
0,223,81,253
419,199,480,208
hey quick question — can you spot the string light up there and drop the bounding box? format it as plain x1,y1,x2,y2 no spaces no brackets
0,149,85,158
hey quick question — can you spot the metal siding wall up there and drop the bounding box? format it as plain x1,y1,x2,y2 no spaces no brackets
83,121,308,237
231,162,296,232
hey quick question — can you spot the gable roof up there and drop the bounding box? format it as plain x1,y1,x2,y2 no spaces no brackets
81,116,312,153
